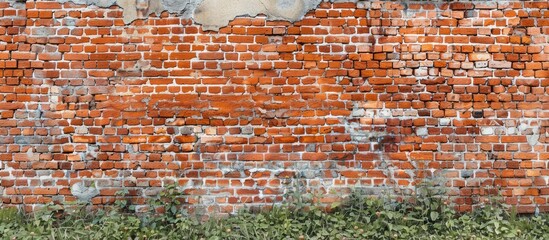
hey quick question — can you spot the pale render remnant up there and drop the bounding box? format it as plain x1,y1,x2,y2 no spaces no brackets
194,0,322,30
55,0,326,30
57,0,200,24
70,182,100,202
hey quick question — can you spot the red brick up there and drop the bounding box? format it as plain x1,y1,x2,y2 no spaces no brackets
148,136,172,143
11,52,36,60
72,136,96,143
174,136,196,143
122,136,147,144
469,53,491,61
274,136,298,143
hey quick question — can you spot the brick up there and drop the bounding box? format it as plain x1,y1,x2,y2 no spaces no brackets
225,136,248,144
274,136,298,143
170,52,196,60
469,53,491,61
88,19,113,27
0,102,24,110
64,53,89,61
38,53,62,61
35,2,62,9
470,36,495,44
489,61,512,69
122,136,147,144
369,78,392,85
60,70,87,78
33,188,58,195
72,136,96,143
90,53,116,61
410,152,433,160
148,136,172,143
11,52,36,60
450,2,474,10
174,136,197,143
198,52,223,60
238,154,263,161
117,53,141,61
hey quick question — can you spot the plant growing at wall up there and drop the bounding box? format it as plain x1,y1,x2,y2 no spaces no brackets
1,187,549,239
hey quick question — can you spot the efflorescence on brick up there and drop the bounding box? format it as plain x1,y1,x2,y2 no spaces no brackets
0,1,548,215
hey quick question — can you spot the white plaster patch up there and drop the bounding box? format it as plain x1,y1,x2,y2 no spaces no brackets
351,108,365,117
416,127,428,136
378,109,392,118
60,0,325,30
480,127,494,135
439,118,451,126
75,127,88,134
194,0,322,30
71,182,100,202
26,148,40,161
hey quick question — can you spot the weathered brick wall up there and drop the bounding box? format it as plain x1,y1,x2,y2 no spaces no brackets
0,0,548,214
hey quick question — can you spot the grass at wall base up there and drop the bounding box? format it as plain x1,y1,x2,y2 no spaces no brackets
0,183,548,240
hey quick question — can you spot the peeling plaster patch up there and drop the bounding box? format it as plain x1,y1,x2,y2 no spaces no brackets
486,120,541,147
527,134,540,147
59,0,327,30
163,0,202,19
527,127,540,147
480,127,494,135
439,118,451,126
351,108,365,117
61,0,117,7
0,0,22,6
416,127,428,136
85,145,99,160
26,148,40,161
60,0,201,24
516,120,541,147
344,102,389,143
378,109,392,118
194,0,322,30
299,170,320,179
70,182,100,202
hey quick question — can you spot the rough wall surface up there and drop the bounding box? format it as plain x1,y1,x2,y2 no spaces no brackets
0,0,548,214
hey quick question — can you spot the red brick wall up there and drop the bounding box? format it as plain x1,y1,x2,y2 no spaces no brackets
0,1,548,214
